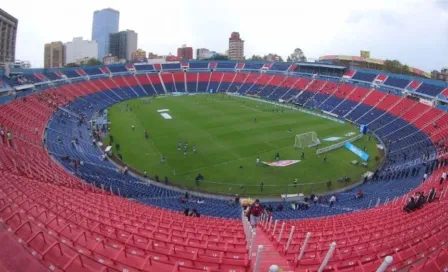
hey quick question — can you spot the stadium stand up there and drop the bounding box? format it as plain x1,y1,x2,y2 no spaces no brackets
134,64,155,72
0,62,447,271
351,71,378,83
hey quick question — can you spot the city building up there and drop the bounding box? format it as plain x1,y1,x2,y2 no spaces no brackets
196,48,210,60
228,32,244,60
131,49,146,62
319,51,431,78
11,60,31,69
108,30,138,61
166,55,181,62
102,55,125,65
177,45,193,61
432,68,448,82
44,42,65,68
64,37,98,65
0,8,18,65
148,52,163,59
92,8,119,60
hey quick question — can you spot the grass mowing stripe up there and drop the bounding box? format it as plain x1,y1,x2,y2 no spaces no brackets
108,94,382,195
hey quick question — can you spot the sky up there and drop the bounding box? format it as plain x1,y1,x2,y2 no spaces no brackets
2,0,448,71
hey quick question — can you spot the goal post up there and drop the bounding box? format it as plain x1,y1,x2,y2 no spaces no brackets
294,132,321,149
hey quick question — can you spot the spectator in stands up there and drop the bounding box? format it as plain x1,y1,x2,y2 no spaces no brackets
403,197,416,213
313,195,319,205
329,195,336,207
428,188,436,203
183,208,189,216
440,171,446,185
143,171,148,178
248,199,263,227
190,209,200,217
197,198,204,204
356,189,364,199
180,196,185,204
235,194,240,205
7,131,12,147
276,203,283,211
0,128,5,143
164,176,169,184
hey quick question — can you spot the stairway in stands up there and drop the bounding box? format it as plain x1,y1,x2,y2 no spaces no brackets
251,226,294,271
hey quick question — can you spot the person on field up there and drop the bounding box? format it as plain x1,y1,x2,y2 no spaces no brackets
248,199,263,228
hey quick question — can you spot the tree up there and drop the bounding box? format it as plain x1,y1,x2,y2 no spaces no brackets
202,54,229,61
86,58,101,66
247,55,263,61
287,48,307,62
263,53,284,62
64,63,79,68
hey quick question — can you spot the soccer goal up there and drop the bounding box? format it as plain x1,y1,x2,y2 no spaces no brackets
294,132,321,149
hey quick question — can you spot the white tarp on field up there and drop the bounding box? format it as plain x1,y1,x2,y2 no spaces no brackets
262,160,301,167
160,113,172,119
157,109,170,112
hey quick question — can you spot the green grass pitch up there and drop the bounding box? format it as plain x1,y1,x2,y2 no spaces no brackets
108,94,382,196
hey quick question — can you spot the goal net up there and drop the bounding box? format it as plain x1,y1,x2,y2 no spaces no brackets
294,132,321,149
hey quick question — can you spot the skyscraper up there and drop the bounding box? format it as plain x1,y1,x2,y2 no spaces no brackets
44,42,65,68
108,30,138,61
0,8,18,65
228,32,244,60
64,37,98,65
92,8,119,60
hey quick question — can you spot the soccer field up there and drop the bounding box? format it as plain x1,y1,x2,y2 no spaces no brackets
108,94,382,196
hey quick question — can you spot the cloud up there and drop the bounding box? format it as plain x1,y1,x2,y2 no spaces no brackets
1,0,446,72
435,0,448,12
345,10,401,26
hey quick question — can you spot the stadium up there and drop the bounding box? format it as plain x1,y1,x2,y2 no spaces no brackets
0,59,447,272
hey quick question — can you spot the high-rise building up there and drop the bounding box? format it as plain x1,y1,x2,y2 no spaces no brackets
44,42,65,68
92,8,119,60
108,30,138,61
196,48,210,60
177,45,193,61
228,32,244,60
64,37,98,65
0,8,18,65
